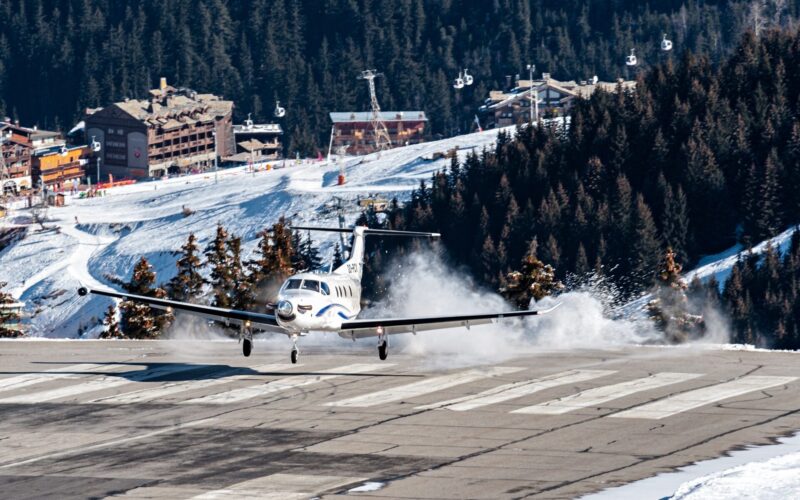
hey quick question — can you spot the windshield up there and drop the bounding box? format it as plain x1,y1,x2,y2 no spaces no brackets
284,279,302,290
301,280,320,292
320,282,330,295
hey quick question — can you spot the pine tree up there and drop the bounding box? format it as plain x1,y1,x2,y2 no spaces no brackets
99,304,122,339
0,281,23,338
631,195,661,288
119,257,171,339
204,223,232,308
167,233,204,302
646,248,705,342
500,241,564,309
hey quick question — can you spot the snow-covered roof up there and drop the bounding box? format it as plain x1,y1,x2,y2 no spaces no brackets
330,111,428,123
233,123,282,134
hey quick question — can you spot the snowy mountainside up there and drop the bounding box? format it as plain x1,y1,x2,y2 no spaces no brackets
0,126,514,337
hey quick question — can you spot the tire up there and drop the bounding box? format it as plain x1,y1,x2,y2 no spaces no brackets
243,338,252,357
291,349,299,364
378,341,388,360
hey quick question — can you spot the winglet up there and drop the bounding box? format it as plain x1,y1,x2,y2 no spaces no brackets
534,302,562,314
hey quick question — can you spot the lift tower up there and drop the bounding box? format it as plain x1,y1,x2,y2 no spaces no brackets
359,70,392,152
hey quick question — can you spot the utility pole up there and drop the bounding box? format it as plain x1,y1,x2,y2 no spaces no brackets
90,136,102,188
526,63,539,125
0,134,10,217
359,70,392,152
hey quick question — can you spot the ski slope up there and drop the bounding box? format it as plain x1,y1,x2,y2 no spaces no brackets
0,126,515,337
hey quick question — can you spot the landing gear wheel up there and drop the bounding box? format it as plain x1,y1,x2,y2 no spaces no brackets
243,338,252,357
378,341,388,360
290,348,299,364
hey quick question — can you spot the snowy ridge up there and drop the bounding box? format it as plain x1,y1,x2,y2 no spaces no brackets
0,126,514,337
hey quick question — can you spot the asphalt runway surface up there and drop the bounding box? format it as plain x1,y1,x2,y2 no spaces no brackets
1,340,799,499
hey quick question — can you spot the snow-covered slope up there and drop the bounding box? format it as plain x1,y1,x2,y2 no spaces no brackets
0,126,514,337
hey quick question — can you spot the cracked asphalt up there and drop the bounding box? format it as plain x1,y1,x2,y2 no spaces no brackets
0,340,799,499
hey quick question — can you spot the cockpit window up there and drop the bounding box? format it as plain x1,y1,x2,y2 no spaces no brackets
284,279,302,290
301,280,320,292
320,282,330,295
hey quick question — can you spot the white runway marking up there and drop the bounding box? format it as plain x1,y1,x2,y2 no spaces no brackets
611,375,798,419
326,366,525,408
181,364,391,405
414,369,615,411
512,372,701,415
0,364,202,403
190,473,363,499
88,364,297,404
0,363,126,393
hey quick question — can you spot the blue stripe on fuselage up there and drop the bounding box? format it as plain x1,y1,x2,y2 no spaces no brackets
316,303,355,319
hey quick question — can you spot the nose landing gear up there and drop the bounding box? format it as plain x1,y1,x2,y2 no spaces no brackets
290,334,299,364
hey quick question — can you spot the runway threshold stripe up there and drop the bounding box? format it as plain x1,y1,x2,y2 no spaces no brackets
180,363,392,405
88,364,298,404
0,364,203,403
610,375,798,419
0,363,127,392
512,372,701,415
190,473,364,500
325,366,525,408
414,369,616,411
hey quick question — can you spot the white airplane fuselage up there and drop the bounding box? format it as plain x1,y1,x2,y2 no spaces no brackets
274,271,362,333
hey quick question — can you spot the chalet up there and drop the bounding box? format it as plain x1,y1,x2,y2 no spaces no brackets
33,146,91,192
329,111,427,156
85,78,234,180
481,74,636,128
225,122,283,165
1,120,64,194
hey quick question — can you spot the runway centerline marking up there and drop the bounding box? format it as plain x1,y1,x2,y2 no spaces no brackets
0,364,202,403
180,363,392,405
325,366,525,408
512,372,701,415
414,369,616,411
610,375,798,419
88,363,298,404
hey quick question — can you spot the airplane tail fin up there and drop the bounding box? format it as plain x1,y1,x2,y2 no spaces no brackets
290,226,440,279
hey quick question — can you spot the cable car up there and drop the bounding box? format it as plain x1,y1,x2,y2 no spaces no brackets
626,49,638,66
453,72,465,89
661,34,673,52
274,101,286,118
463,69,474,86
245,113,254,129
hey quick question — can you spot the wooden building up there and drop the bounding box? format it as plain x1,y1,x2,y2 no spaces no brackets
1,121,63,194
33,146,90,191
329,111,427,155
85,78,234,180
225,122,283,164
481,74,636,128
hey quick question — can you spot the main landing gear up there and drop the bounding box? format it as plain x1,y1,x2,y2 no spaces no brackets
377,327,388,360
241,323,253,357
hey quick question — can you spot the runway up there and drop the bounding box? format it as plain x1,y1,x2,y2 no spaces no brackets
1,340,799,499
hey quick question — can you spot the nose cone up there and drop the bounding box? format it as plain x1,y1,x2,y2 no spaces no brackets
276,300,295,321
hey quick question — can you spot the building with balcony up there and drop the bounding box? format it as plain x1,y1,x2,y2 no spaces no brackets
481,73,636,128
32,146,91,192
1,120,64,194
225,122,283,165
329,111,427,156
84,78,234,180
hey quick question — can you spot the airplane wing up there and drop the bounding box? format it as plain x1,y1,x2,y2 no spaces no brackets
338,303,561,339
78,287,285,333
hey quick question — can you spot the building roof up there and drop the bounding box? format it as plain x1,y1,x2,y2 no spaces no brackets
330,111,428,123
237,139,267,152
484,77,636,110
107,87,233,126
233,123,283,134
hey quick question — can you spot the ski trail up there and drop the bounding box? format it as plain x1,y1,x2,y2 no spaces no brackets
59,224,117,291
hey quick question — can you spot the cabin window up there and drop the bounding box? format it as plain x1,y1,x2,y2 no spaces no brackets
320,282,330,296
285,279,302,290
348,286,353,297
301,280,320,292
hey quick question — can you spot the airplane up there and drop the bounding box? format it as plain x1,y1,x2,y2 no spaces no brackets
78,226,560,363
